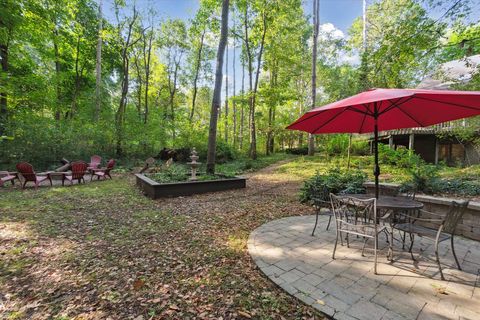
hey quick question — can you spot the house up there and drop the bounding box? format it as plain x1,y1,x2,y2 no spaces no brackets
375,55,480,165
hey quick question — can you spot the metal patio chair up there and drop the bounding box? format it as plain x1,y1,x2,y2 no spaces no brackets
331,194,385,274
394,200,469,280
311,184,334,235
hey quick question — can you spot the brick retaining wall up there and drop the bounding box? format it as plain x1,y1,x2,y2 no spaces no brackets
363,182,480,241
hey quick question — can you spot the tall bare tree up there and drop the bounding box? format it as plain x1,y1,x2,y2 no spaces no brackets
232,12,237,149
94,0,102,121
308,0,319,156
224,34,229,143
206,0,229,174
189,27,206,121
237,0,268,160
115,5,140,156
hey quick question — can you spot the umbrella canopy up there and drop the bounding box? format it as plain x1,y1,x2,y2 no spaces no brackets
287,88,480,198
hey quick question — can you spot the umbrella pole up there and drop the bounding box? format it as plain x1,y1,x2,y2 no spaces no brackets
374,115,380,199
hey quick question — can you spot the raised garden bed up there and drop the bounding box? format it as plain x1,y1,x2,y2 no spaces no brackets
135,173,246,199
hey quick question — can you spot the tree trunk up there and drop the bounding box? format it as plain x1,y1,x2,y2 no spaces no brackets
53,28,61,121
190,29,205,122
70,36,83,118
243,4,254,158
206,0,229,174
232,24,237,149
116,56,129,157
134,55,143,119
169,59,180,141
95,0,103,121
0,43,8,135
308,0,319,156
144,27,153,124
224,37,228,143
240,62,245,149
115,7,138,157
249,8,267,160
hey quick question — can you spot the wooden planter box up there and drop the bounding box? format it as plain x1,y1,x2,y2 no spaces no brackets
135,173,246,199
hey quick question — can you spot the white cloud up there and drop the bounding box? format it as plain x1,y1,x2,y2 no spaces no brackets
339,52,361,66
319,23,345,40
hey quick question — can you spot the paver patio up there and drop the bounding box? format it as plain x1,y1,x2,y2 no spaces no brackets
248,215,480,320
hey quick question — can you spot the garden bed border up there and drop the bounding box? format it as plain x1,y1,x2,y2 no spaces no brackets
135,173,246,199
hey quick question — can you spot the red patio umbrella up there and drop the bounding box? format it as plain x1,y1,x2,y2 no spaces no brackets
287,88,480,198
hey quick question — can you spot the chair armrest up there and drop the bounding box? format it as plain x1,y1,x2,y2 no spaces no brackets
418,209,444,218
410,216,443,223
394,211,442,223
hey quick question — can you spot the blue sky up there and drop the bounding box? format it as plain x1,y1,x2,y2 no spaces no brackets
102,0,480,98
105,0,363,35
103,0,364,97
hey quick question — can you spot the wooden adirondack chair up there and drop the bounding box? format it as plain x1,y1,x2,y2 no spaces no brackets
87,155,102,171
64,161,88,185
91,159,115,180
16,162,52,189
0,171,17,187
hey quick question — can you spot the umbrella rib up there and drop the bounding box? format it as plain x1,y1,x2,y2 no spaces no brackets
311,107,351,134
379,96,414,116
287,110,326,128
358,111,368,133
414,96,480,112
397,105,425,127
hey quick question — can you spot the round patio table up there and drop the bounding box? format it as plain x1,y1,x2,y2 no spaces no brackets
341,194,423,211
337,194,423,260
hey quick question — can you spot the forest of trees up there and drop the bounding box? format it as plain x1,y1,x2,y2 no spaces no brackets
0,0,479,169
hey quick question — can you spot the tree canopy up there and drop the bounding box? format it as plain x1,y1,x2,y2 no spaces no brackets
0,0,478,168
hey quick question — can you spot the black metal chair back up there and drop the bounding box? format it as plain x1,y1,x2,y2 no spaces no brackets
311,184,330,208
443,200,469,235
330,194,376,226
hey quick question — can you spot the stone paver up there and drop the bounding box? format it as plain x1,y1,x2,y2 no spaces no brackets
248,215,480,320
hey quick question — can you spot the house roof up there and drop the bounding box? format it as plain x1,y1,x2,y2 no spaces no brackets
373,55,480,136
417,55,480,90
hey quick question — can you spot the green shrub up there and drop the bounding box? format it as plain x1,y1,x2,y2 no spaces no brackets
325,135,349,155
285,146,309,155
148,163,188,183
351,140,370,156
378,144,421,168
300,168,367,203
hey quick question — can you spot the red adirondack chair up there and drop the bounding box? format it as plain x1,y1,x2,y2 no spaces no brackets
64,161,88,185
87,155,102,171
16,162,52,189
91,159,115,180
0,171,17,187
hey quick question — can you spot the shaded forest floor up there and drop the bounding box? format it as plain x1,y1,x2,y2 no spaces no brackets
0,158,325,319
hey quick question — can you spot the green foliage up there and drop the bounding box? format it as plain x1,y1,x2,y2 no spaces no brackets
148,163,188,183
349,0,445,88
1,0,478,173
406,163,440,193
299,168,366,204
215,153,292,176
325,135,349,155
351,139,370,156
431,179,480,196
285,146,308,155
377,144,422,168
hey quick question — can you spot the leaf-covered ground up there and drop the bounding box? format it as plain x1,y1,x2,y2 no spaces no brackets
0,160,325,319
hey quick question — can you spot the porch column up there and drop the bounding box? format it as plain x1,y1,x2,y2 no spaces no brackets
388,136,394,149
408,134,415,152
